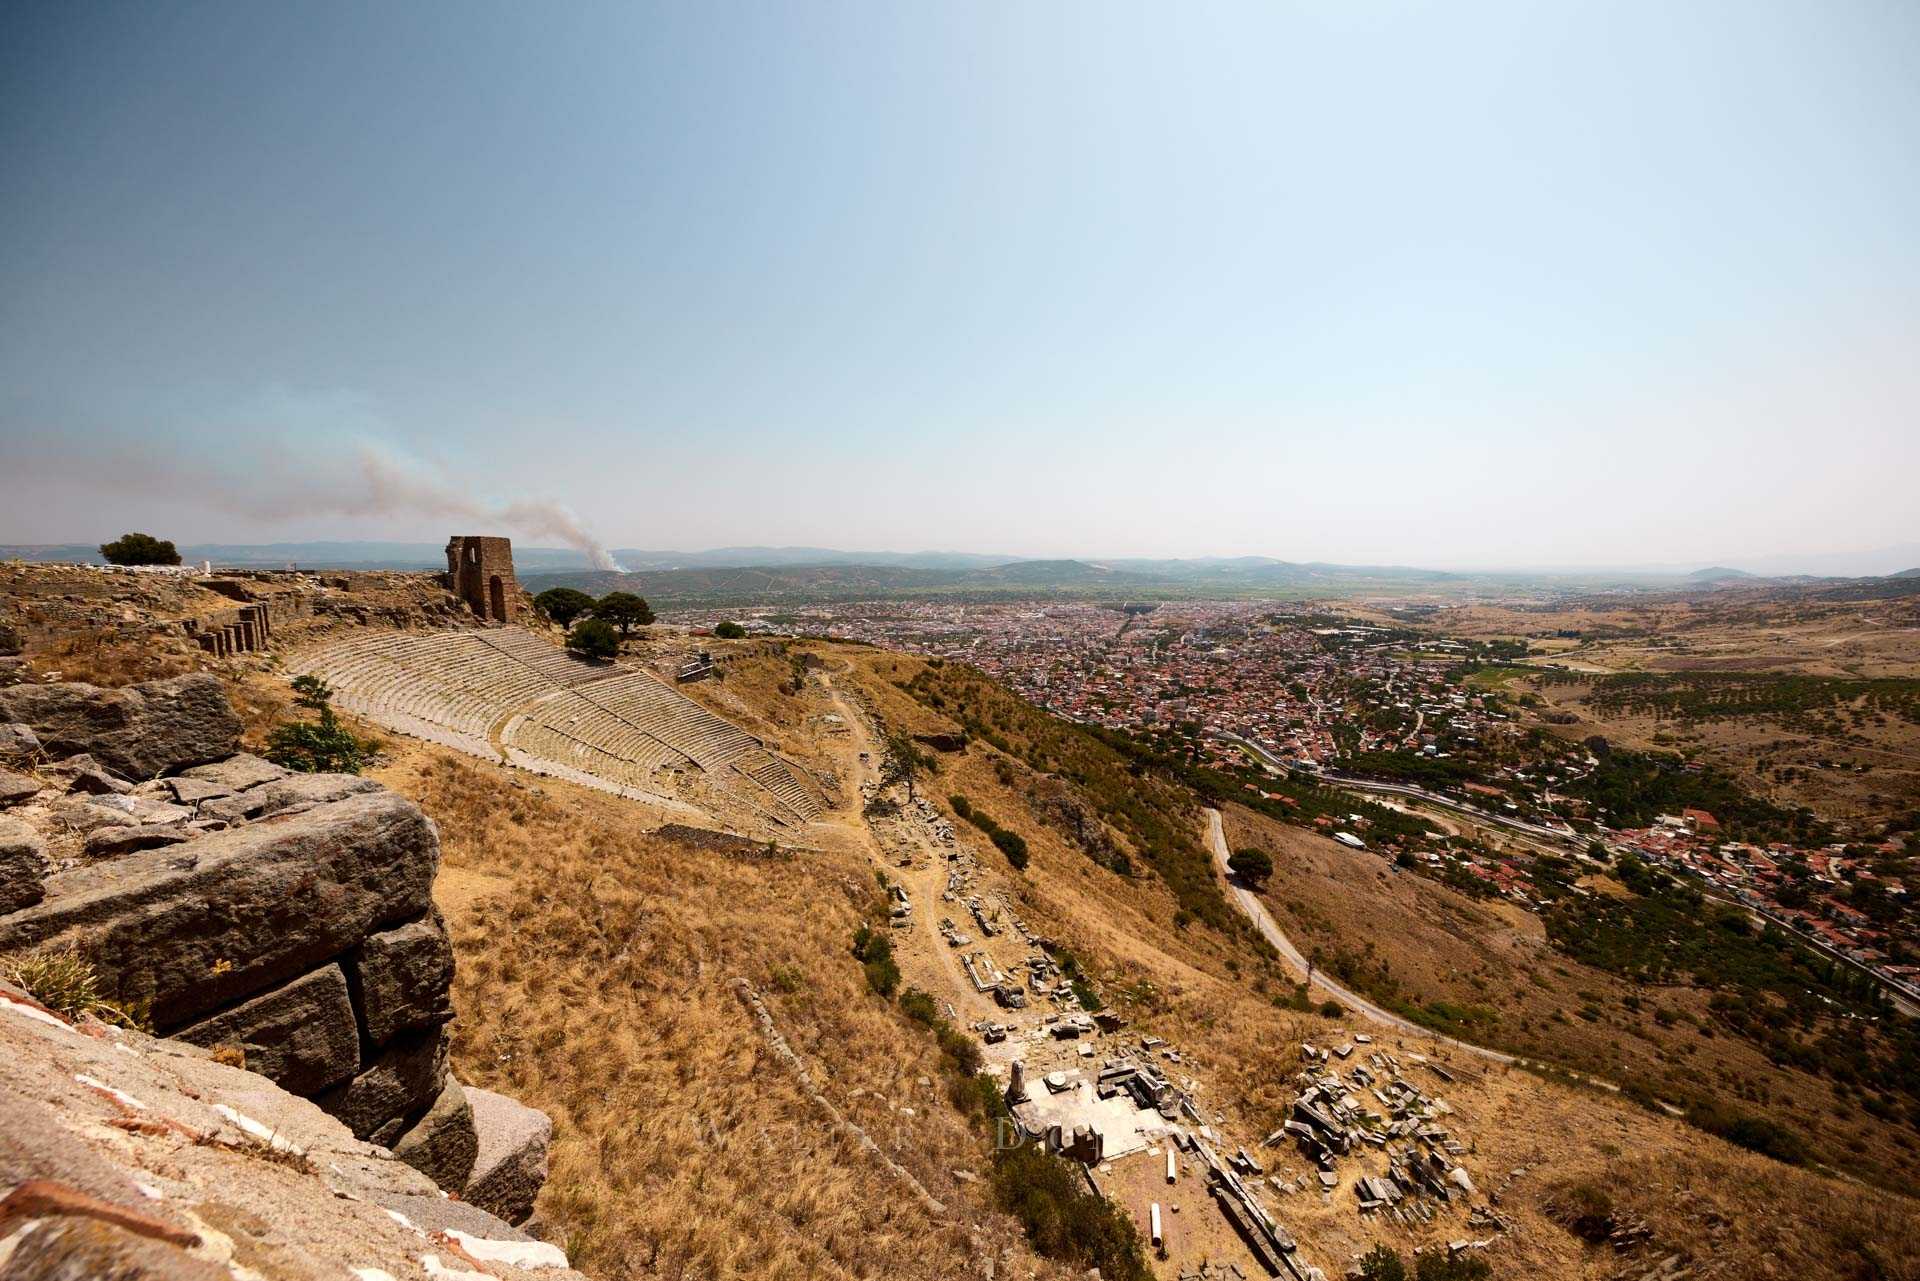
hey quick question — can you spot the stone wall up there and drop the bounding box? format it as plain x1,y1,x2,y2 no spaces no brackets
445,535,520,624
0,674,550,1222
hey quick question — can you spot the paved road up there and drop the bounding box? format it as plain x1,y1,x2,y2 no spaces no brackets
1203,807,1517,1067
1204,807,1691,1110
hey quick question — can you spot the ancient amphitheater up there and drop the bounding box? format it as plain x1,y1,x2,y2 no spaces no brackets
289,627,821,825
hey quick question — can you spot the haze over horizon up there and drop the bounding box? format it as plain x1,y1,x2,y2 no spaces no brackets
4,1,1916,568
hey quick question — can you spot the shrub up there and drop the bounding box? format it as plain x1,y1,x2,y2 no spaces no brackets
1549,1178,1616,1242
1685,1098,1809,1165
936,1023,983,1075
1414,1253,1489,1281
265,675,377,774
990,1140,1149,1280
566,618,621,660
899,988,939,1025
713,621,746,639
1318,999,1344,1018
1359,1244,1408,1281
948,794,973,820
99,532,180,566
992,828,1030,870
851,925,900,999
534,587,595,627
0,945,149,1029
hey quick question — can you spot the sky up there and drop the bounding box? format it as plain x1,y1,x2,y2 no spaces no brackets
2,0,1917,572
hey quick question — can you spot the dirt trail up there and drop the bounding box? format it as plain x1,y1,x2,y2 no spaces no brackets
814,671,1003,1025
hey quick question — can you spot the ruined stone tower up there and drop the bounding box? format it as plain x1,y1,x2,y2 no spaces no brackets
445,535,518,623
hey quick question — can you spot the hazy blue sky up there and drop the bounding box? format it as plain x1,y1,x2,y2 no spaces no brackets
3,0,1916,569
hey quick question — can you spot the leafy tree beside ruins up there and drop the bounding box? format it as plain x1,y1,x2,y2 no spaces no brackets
594,591,655,635
713,620,746,639
534,586,595,627
566,617,621,660
99,532,181,566
266,674,377,774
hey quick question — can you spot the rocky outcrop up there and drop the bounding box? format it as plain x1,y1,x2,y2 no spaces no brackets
0,673,241,780
352,909,457,1044
0,817,48,915
0,676,559,1219
0,979,583,1280
0,723,42,765
173,963,362,1095
318,1025,452,1145
392,1074,480,1190
466,1086,555,1226
0,791,439,1028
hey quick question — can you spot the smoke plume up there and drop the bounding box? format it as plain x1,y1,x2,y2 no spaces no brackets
351,446,626,570
8,421,628,571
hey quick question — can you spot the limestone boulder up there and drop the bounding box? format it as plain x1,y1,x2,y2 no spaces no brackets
0,674,242,780
317,1025,450,1144
0,816,49,915
0,791,439,1027
178,752,286,791
83,823,192,859
464,1086,554,1226
392,1074,479,1191
0,722,41,765
55,756,134,795
0,979,584,1281
351,910,455,1044
162,776,234,805
0,768,40,806
199,772,381,824
174,964,362,1095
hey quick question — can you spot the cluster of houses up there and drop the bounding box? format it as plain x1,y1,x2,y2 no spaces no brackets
1613,812,1915,998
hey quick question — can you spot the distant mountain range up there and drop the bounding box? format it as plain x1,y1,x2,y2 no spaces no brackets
5,540,1918,606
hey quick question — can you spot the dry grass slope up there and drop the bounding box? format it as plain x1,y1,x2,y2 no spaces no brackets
383,750,1043,1281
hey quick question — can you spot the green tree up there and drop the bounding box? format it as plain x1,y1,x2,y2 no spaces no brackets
595,591,655,635
99,532,181,566
1414,1251,1489,1281
534,587,595,628
881,730,929,800
713,620,746,639
265,675,377,774
566,617,621,660
1228,848,1274,886
1359,1244,1408,1281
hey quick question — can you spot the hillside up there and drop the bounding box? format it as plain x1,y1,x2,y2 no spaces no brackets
2,566,1916,1281
1221,805,1920,1191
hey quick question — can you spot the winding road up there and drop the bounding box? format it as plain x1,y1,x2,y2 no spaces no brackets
1204,807,1516,1065
1203,807,1686,1110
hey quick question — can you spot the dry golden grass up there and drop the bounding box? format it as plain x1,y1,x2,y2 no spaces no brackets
373,747,1049,1281
22,631,201,687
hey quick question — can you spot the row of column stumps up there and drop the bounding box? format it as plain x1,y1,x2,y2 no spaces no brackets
195,602,276,658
